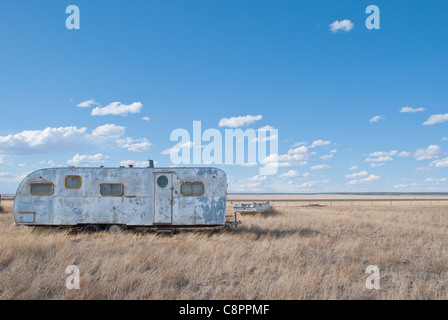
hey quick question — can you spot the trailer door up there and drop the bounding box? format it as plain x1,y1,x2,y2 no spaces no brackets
153,172,173,224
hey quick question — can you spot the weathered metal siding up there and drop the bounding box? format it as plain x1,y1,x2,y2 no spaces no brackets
14,168,153,226
13,166,227,227
172,167,227,225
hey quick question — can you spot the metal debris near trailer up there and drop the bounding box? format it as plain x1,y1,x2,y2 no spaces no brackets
233,202,271,215
13,162,241,233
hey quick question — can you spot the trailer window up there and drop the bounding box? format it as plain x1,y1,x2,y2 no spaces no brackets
30,183,54,196
100,183,124,196
65,175,81,189
180,182,204,196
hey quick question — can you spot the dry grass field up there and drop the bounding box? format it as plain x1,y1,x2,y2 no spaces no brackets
0,199,447,300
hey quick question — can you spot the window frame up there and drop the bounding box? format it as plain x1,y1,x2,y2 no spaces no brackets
180,181,205,197
99,183,124,197
64,175,82,189
29,182,54,196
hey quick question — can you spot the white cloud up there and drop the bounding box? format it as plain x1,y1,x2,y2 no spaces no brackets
67,153,110,166
365,156,393,162
40,160,56,167
261,153,308,168
258,125,273,131
398,151,410,157
287,145,310,155
370,163,386,168
161,141,195,155
0,154,6,164
329,19,354,33
330,149,337,153
18,163,26,167
302,172,311,178
423,114,448,126
0,126,88,154
248,175,267,181
291,141,307,147
218,115,262,128
141,116,150,121
349,165,358,171
311,164,330,170
91,124,126,139
347,174,380,185
443,137,448,141
369,115,384,123
394,184,408,188
311,140,331,148
345,171,368,179
91,101,143,116
430,157,448,168
320,154,334,160
368,150,397,157
425,177,447,183
299,179,330,188
0,172,15,179
279,170,299,178
414,145,440,161
117,137,152,152
77,99,100,108
399,106,425,113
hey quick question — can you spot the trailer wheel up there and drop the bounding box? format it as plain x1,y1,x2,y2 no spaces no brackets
81,224,101,233
107,224,124,234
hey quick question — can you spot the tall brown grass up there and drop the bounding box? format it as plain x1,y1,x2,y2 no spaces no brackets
0,200,447,299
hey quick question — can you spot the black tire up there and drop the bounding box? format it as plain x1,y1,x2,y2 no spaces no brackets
81,224,101,233
106,224,124,234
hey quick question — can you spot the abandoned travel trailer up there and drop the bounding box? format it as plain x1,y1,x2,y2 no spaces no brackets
13,163,238,232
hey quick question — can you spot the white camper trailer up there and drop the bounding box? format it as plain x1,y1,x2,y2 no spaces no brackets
13,165,239,232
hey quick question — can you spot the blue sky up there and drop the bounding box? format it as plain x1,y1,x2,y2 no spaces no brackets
1,0,447,193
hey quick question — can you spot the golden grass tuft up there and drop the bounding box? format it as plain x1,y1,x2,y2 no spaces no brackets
0,200,447,299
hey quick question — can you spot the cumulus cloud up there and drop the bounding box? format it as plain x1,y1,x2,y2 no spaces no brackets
345,171,368,179
161,141,195,155
91,101,143,116
67,153,110,166
425,177,447,183
414,145,440,161
365,156,393,162
400,106,425,113
218,115,262,128
311,164,330,170
369,115,384,123
0,126,88,154
310,140,331,148
91,124,126,139
279,170,299,178
430,157,448,168
116,137,152,152
329,19,354,33
368,150,397,157
248,175,267,181
141,116,150,121
77,99,100,108
349,165,358,171
347,174,380,185
320,154,334,160
423,114,448,126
